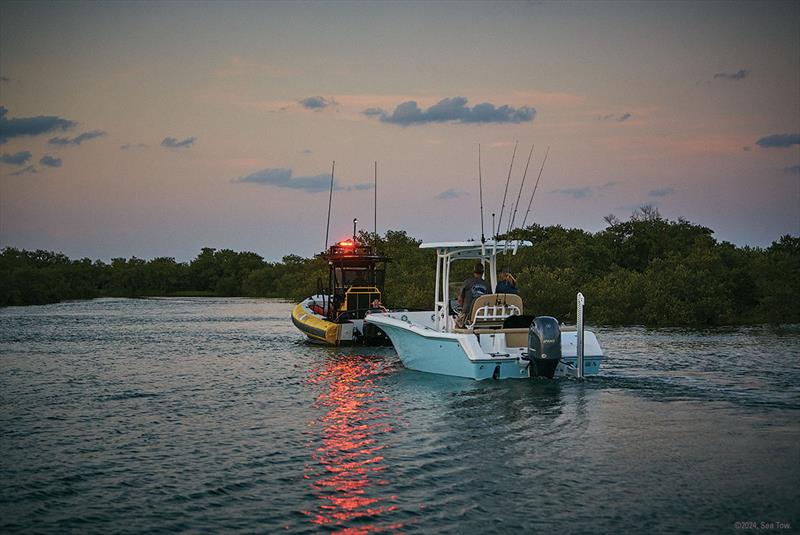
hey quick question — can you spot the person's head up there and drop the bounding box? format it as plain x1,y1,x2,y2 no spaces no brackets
500,267,514,282
473,262,484,277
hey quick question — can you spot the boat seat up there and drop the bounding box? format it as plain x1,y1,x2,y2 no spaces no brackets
473,327,529,347
467,293,523,328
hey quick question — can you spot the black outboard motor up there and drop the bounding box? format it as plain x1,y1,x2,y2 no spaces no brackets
527,316,562,378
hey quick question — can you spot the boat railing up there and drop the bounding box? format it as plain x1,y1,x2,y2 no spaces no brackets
467,294,523,328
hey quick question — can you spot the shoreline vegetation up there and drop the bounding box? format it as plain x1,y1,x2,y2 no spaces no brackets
2,208,798,326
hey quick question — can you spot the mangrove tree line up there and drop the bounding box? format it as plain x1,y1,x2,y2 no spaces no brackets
1,208,797,326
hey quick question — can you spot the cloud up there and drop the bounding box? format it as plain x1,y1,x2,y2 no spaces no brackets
713,69,748,81
48,129,106,146
234,168,334,193
161,136,196,149
0,150,32,165
0,106,77,144
120,143,148,150
299,96,336,110
365,96,535,126
233,167,372,193
8,165,37,176
649,187,675,198
0,76,11,82
362,107,385,118
349,182,374,191
784,165,800,176
756,133,800,149
40,155,62,167
435,188,469,200
552,187,592,199
550,181,618,199
598,112,632,122
301,148,312,154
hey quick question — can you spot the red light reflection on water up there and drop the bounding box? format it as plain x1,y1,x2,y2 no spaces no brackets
303,356,401,533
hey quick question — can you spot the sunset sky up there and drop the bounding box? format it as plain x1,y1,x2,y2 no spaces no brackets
1,0,798,261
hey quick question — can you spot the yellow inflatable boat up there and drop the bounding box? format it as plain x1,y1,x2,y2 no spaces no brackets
291,237,390,346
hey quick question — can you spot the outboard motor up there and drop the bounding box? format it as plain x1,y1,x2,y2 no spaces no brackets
527,316,562,378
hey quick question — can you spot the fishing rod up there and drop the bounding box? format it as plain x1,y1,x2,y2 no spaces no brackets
520,146,550,230
507,143,535,235
478,144,485,244
374,161,377,235
324,160,335,251
495,140,517,238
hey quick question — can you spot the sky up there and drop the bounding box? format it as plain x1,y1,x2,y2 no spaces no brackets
1,0,798,262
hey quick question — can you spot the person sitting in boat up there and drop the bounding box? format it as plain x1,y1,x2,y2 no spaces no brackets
495,267,519,295
456,262,489,328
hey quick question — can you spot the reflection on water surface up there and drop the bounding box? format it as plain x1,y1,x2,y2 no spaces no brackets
305,355,401,533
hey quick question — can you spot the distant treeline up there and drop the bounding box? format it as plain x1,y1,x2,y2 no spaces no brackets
1,207,798,325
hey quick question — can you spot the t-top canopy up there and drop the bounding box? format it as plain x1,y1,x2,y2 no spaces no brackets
419,240,532,260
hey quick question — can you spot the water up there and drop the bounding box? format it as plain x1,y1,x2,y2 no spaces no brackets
1,298,798,533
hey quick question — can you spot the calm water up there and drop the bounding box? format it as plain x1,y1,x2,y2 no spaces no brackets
1,298,798,534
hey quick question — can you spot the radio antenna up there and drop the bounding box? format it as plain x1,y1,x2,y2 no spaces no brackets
374,161,377,235
521,146,549,230
495,140,518,236
478,144,485,244
324,160,335,251
508,143,534,234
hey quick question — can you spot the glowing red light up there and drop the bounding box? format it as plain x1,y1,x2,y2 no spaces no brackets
338,240,355,248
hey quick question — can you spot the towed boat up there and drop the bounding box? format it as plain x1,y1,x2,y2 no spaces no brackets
365,240,604,379
292,235,391,346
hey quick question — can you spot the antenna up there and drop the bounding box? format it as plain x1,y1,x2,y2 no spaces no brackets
353,217,358,240
492,212,496,238
374,161,377,235
478,144,485,244
521,146,549,230
324,161,335,251
508,143,534,234
495,140,518,236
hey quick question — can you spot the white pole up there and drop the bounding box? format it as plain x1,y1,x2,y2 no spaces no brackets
576,292,585,379
442,256,451,332
434,252,442,330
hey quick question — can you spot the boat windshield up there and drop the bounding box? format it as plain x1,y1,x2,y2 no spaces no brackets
334,267,385,289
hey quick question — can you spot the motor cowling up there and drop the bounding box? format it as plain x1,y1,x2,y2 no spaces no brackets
527,316,562,378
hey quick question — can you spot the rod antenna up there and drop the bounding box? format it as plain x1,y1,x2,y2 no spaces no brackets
374,161,378,235
508,143,534,235
324,160,335,251
478,144,485,244
495,140,518,237
521,146,549,230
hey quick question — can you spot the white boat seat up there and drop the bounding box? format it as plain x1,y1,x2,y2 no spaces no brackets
467,293,523,328
473,327,529,347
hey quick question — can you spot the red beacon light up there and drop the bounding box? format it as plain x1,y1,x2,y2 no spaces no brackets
337,240,355,248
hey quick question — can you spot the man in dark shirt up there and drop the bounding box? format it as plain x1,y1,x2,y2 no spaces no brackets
456,262,489,327
495,267,519,295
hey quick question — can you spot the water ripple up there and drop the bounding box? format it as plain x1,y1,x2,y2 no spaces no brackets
1,299,798,533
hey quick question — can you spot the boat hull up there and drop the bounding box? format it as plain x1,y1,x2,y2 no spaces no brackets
366,312,603,380
291,302,340,345
291,297,391,346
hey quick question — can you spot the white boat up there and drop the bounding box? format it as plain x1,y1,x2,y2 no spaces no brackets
365,240,604,380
